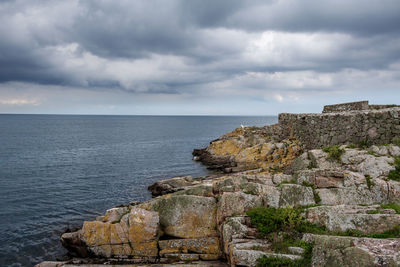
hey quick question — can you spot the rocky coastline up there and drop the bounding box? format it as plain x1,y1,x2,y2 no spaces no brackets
37,101,400,267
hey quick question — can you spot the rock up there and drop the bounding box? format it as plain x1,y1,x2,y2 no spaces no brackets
159,237,221,256
217,192,262,224
140,195,217,239
370,145,389,156
279,184,315,207
308,234,400,267
356,155,394,179
79,207,159,258
284,152,311,174
34,262,68,267
288,246,305,255
148,176,196,197
102,207,129,223
230,248,301,267
164,253,200,261
272,173,294,185
221,217,252,255
173,184,214,197
296,169,345,188
60,231,89,257
308,149,341,170
317,178,389,205
304,205,400,234
388,181,400,203
388,144,400,157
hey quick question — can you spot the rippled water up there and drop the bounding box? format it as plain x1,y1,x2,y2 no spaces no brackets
0,115,277,266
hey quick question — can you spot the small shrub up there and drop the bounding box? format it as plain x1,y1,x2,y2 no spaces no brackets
346,144,357,149
365,175,375,190
322,145,345,162
381,203,400,214
247,207,302,236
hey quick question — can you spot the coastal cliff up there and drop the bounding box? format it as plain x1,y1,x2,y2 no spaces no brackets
38,101,400,267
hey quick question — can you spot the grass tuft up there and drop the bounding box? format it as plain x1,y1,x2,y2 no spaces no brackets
322,145,345,162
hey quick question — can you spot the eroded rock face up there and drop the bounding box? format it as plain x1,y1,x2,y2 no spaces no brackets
80,207,159,258
304,205,400,234
148,176,197,197
59,141,400,266
193,126,302,173
306,234,400,267
139,194,218,239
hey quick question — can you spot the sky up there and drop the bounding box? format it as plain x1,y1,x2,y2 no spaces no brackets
0,0,399,115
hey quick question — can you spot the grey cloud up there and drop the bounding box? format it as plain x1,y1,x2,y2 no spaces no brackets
0,0,399,97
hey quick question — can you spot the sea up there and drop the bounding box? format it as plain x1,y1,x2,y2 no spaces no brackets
0,114,277,266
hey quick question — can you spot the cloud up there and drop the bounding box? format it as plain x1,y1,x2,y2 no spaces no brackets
0,0,399,114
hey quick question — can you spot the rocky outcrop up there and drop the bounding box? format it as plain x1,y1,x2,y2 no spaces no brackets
51,102,400,267
304,234,400,266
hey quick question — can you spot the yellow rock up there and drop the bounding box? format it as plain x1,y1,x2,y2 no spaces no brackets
80,207,159,257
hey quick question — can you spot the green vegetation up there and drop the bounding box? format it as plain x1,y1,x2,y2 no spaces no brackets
302,181,321,204
248,205,400,267
307,161,317,169
365,175,375,190
366,209,379,214
367,151,380,157
247,207,302,236
257,243,312,267
369,226,400,238
388,157,400,181
381,203,400,214
322,145,345,162
279,180,297,186
248,207,313,267
270,166,284,174
392,137,400,147
346,144,357,149
358,140,370,149
248,206,400,240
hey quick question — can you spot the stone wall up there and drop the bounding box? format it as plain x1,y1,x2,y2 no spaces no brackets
277,107,400,149
322,101,369,113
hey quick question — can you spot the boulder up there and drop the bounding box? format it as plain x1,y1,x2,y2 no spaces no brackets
317,178,389,205
80,207,159,258
148,176,197,197
306,234,400,267
230,247,301,267
279,184,315,207
217,192,262,224
304,205,400,234
140,195,217,239
159,237,221,257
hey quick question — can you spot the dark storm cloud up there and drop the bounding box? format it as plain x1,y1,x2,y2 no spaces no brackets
0,0,400,93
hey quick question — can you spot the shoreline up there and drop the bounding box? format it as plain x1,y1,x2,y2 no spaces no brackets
37,101,400,267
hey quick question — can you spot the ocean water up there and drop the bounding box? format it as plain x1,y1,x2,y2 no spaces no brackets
0,115,277,266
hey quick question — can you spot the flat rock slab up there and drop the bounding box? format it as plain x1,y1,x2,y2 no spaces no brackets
304,234,400,267
159,237,221,256
304,205,400,234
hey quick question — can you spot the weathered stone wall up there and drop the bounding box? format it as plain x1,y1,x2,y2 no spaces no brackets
278,107,400,149
322,101,369,113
